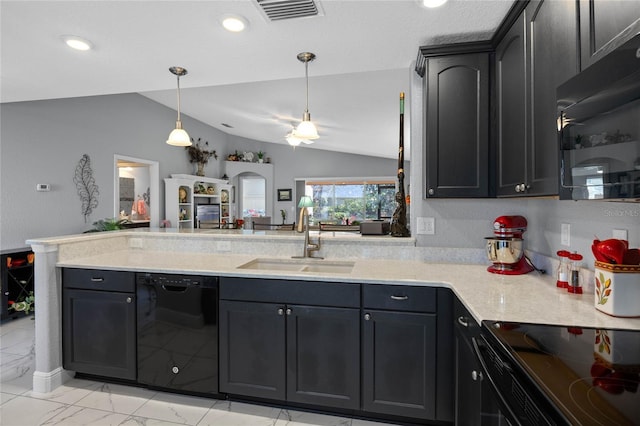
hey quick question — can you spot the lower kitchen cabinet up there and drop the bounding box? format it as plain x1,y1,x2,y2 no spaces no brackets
362,284,454,422
218,277,361,410
454,297,482,425
62,268,136,380
362,309,436,419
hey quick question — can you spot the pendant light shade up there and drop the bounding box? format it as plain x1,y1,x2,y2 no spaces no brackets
166,66,192,147
293,52,319,141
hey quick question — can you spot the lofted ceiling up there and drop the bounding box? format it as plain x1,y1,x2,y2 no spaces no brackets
1,0,515,159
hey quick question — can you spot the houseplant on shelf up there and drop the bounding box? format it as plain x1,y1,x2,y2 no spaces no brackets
257,151,265,163
185,138,217,176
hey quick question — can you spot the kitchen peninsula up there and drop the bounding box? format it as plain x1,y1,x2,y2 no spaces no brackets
27,229,640,423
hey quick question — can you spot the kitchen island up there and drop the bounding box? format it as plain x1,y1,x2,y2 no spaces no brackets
27,228,640,398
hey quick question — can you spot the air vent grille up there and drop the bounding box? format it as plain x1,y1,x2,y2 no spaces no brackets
255,0,320,21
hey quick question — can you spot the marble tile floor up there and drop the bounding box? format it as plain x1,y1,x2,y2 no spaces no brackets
1,316,401,426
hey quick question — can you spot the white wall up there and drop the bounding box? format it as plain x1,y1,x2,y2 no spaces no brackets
0,93,399,249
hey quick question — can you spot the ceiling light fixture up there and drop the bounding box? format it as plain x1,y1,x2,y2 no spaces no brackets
291,52,319,142
166,66,192,147
423,0,448,8
221,15,248,32
61,35,93,51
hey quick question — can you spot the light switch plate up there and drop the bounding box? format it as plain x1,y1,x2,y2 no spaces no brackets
417,217,435,235
561,223,570,246
613,229,628,241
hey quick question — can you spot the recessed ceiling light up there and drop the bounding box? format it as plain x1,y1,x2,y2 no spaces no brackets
423,0,448,8
221,15,248,32
61,35,93,51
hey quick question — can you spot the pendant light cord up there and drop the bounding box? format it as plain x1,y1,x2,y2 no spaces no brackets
176,74,182,122
304,60,309,113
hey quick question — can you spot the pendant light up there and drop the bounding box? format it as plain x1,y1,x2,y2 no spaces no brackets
292,52,319,141
166,66,192,147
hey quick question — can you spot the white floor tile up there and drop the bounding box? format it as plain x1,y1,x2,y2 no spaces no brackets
121,415,188,426
26,378,103,405
74,383,157,415
132,391,215,425
0,325,35,356
1,392,17,405
198,400,280,426
0,395,68,426
41,405,129,425
0,351,35,395
275,409,352,426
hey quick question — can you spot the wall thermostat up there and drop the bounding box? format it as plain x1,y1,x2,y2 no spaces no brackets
36,183,51,192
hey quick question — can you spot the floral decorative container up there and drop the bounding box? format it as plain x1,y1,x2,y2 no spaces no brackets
593,328,640,371
594,261,640,317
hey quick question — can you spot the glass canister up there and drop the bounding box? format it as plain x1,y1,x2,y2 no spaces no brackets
556,250,571,288
568,252,583,294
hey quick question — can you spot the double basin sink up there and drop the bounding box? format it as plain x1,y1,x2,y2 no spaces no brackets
237,258,355,274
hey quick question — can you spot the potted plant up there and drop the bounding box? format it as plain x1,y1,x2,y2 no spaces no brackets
280,209,286,224
185,138,217,176
257,151,265,163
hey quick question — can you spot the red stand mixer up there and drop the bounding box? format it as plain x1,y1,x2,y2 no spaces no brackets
485,215,535,275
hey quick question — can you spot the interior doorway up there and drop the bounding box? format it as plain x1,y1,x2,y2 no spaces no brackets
114,155,160,227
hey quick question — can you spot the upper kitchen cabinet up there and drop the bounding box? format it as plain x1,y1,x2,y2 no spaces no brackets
579,0,640,69
417,46,492,198
495,0,578,197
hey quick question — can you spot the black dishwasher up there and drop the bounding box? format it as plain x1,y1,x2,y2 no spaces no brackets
136,273,218,394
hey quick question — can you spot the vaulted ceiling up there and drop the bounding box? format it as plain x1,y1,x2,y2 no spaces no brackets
1,0,515,158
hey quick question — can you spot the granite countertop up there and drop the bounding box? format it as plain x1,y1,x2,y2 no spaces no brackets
57,248,640,331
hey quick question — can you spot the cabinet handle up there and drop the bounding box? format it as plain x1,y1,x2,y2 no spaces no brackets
428,188,434,196
4,292,9,296
277,308,284,316
390,295,408,301
172,366,179,374
364,313,371,321
286,308,292,316
457,316,469,327
126,297,132,303
471,370,483,381
90,277,104,282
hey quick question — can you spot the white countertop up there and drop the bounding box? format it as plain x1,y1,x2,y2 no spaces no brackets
57,248,640,331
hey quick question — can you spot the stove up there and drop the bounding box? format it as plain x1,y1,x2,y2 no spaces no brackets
478,321,639,425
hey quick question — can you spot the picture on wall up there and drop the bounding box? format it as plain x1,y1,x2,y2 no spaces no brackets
277,188,292,201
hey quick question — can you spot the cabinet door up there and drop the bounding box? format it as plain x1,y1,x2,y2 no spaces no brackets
63,289,136,380
362,310,437,420
526,0,578,196
580,0,640,69
425,53,489,198
454,329,482,426
286,305,360,410
496,14,527,196
218,300,286,400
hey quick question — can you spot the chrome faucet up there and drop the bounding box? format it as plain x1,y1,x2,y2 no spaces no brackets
293,207,322,259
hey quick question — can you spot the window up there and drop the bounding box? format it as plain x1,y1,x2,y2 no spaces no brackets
303,179,396,224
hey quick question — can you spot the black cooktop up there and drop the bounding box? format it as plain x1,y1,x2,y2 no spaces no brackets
483,321,640,425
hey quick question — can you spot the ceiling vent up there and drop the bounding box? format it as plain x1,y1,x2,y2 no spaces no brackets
254,0,322,21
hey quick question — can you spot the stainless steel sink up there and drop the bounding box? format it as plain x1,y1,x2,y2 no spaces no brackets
237,258,355,274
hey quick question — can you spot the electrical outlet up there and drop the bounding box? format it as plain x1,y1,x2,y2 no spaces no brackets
561,223,570,246
613,229,628,241
417,217,435,235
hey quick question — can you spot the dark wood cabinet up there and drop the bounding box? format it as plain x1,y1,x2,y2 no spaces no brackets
495,0,578,197
218,277,360,410
361,284,453,422
579,0,640,69
424,52,490,198
219,300,286,400
62,268,136,380
1,248,34,321
453,297,482,426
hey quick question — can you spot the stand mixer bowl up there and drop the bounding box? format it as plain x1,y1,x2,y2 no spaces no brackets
486,237,524,265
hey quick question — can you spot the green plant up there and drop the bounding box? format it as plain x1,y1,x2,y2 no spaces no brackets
8,291,34,315
84,218,130,233
280,209,286,220
257,150,265,159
